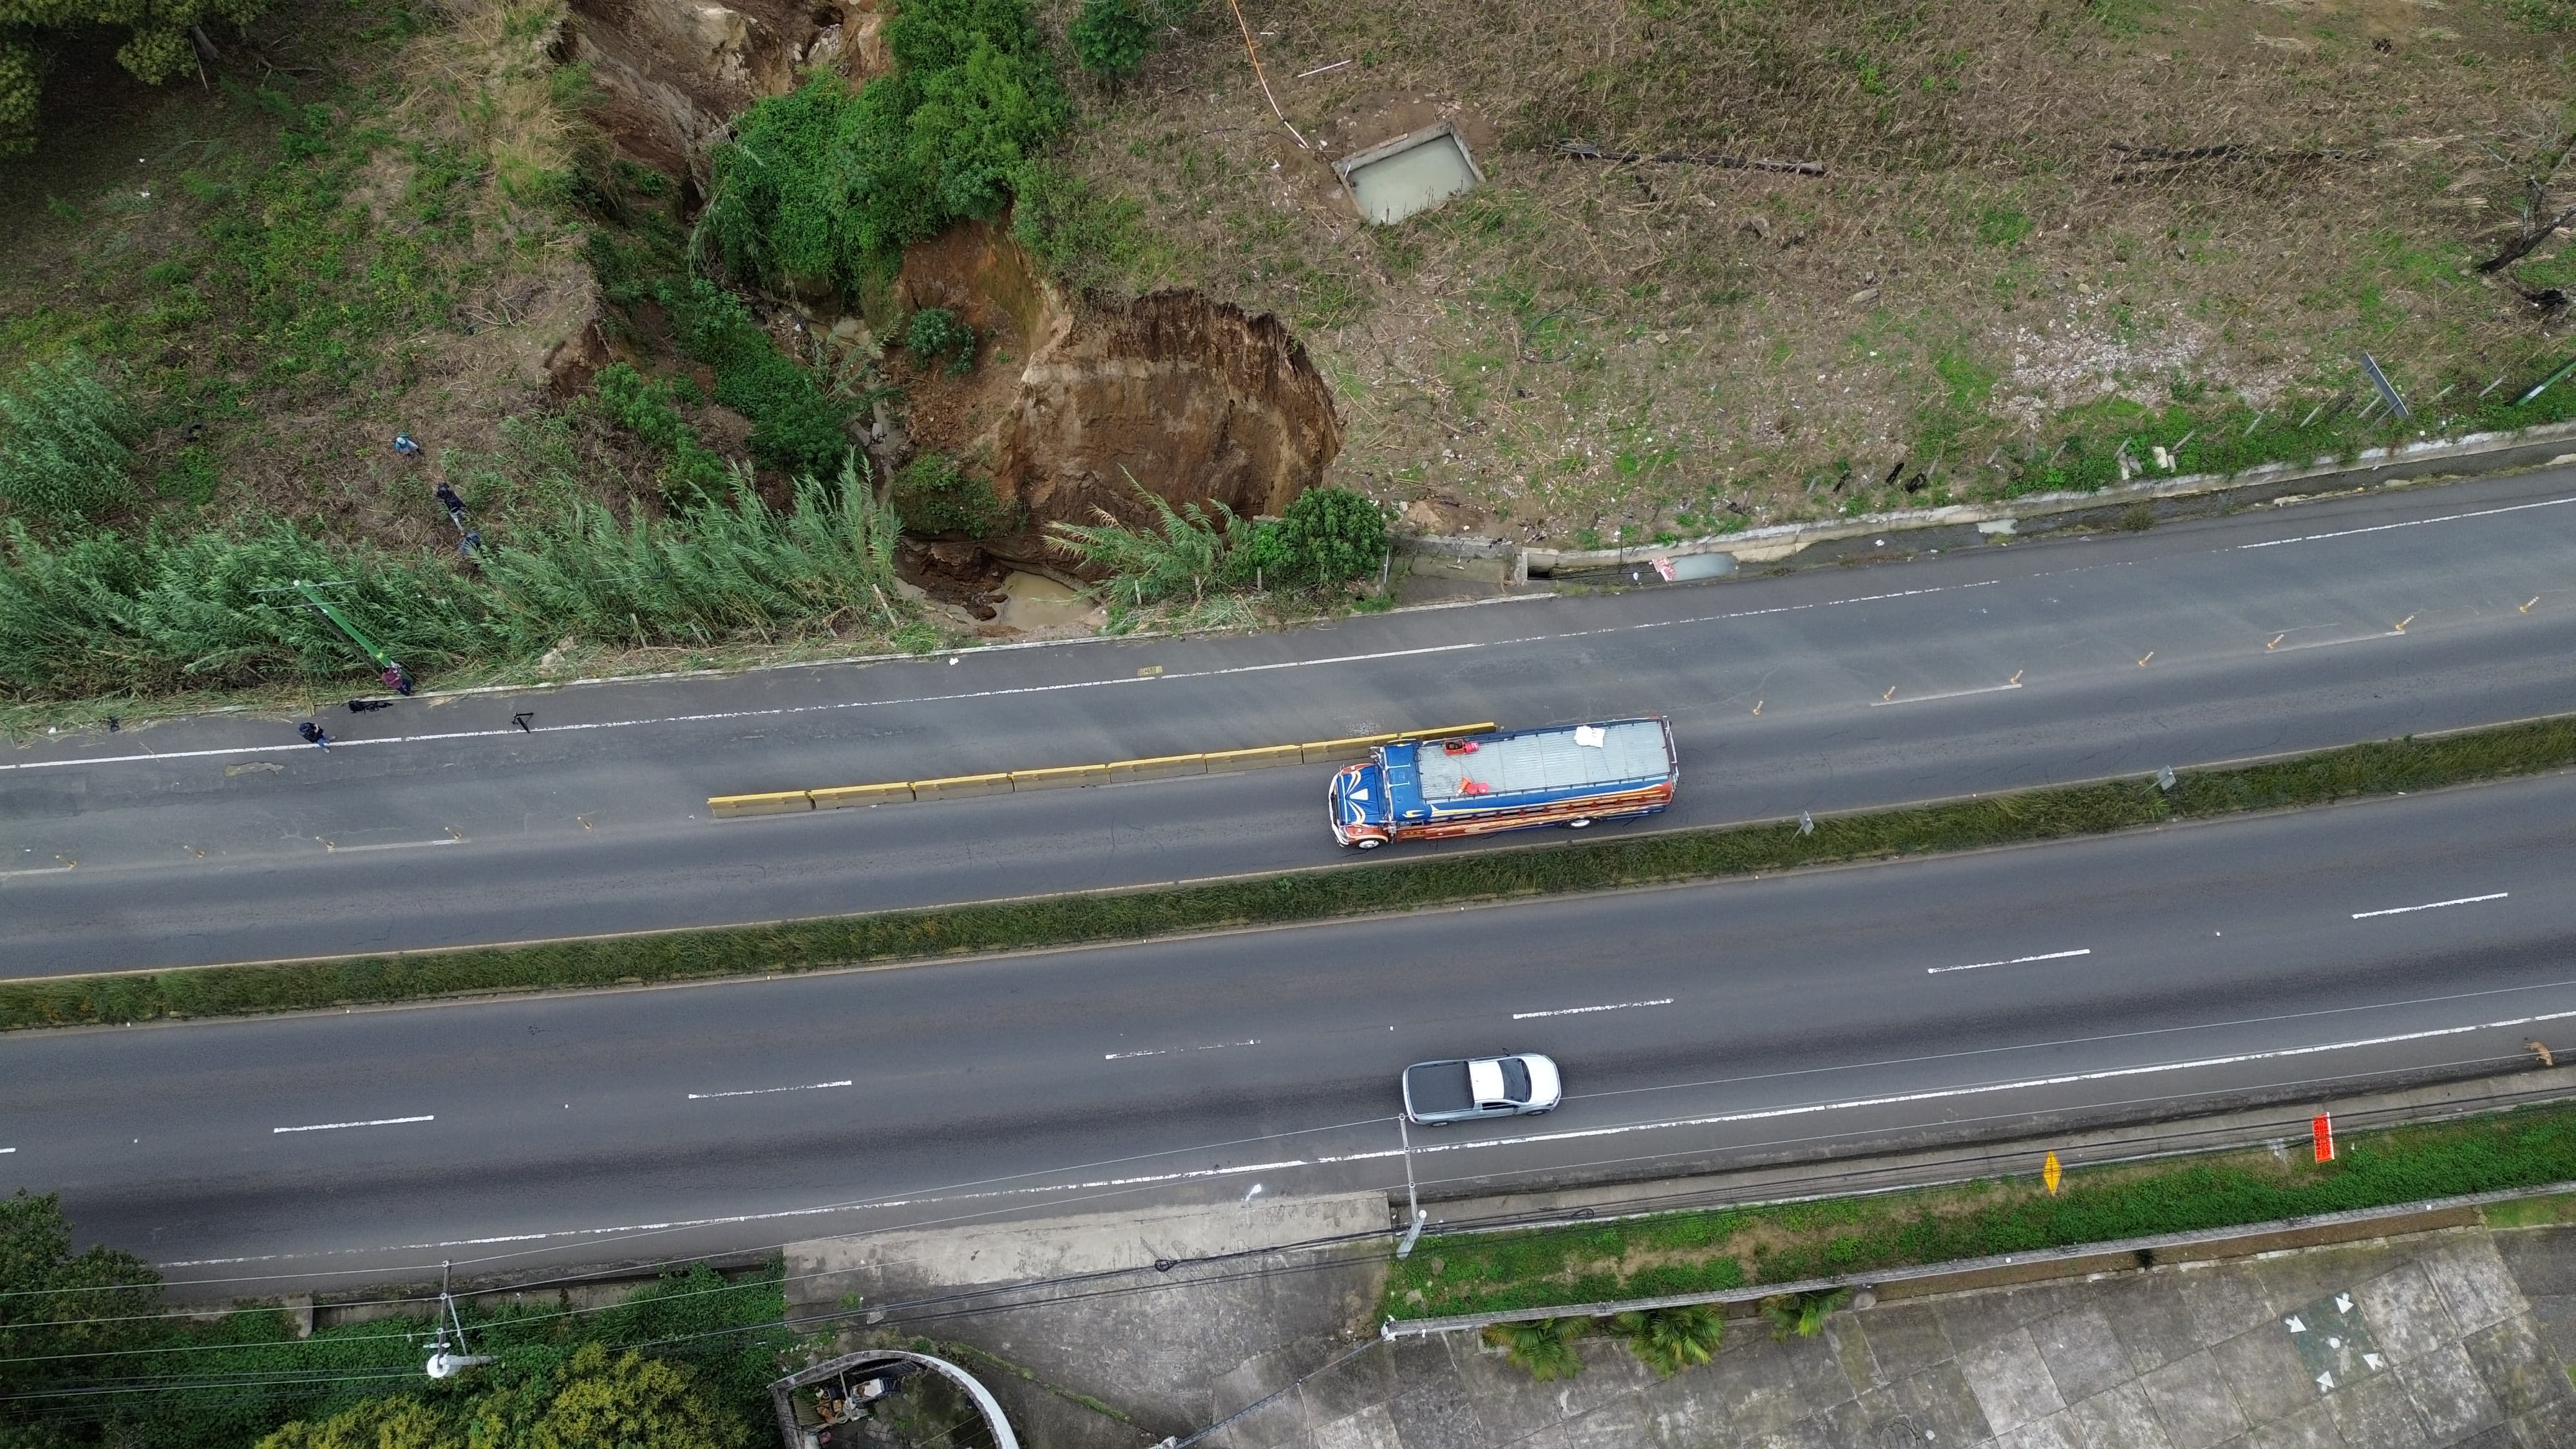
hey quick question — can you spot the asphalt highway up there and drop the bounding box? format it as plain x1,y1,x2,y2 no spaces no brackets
8,467,2576,974
9,768,2572,1290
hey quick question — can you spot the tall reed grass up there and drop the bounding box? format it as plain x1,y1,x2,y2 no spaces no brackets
0,459,907,699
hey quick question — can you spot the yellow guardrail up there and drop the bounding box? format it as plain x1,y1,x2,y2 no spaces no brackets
706,722,1498,819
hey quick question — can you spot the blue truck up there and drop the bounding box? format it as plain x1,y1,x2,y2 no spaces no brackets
1327,717,1679,849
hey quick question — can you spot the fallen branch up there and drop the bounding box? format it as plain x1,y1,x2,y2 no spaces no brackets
1555,141,1825,176
2477,203,2576,274
2107,142,2367,163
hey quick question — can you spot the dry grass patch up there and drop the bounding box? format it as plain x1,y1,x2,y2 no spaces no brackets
1038,0,2576,547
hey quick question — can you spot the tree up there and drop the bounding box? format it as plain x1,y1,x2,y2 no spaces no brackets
1070,0,1150,80
526,1343,748,1449
0,0,279,155
0,1191,162,1393
258,1397,460,1449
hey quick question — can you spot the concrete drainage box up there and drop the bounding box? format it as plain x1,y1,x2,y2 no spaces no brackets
1334,121,1486,225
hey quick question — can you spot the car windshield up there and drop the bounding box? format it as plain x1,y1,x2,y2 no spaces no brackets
1499,1058,1531,1101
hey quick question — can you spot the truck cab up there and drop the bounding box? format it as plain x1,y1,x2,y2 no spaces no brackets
1329,759,1413,849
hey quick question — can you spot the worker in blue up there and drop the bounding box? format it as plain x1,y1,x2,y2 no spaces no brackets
393,432,423,457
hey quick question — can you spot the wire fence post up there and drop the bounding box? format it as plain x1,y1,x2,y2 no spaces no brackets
1396,1115,1426,1260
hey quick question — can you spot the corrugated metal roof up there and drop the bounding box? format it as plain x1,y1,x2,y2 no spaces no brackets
1413,719,1671,802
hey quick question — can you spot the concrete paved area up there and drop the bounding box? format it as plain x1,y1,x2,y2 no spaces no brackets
1213,1224,2576,1449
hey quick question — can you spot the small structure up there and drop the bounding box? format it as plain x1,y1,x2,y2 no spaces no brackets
771,1349,1018,1449
1334,120,1486,225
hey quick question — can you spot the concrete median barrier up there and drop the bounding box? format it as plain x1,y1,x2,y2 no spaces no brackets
708,723,1500,817
909,772,1016,802
708,790,814,818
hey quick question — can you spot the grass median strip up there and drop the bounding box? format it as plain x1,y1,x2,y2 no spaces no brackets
8,715,2576,1030
1386,1098,2576,1321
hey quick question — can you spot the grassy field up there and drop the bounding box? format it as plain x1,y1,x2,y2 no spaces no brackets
1387,1101,2576,1320
6,714,2571,1030
1035,0,2576,546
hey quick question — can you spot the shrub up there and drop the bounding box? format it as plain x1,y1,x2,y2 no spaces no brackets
1274,486,1388,587
663,279,855,477
904,307,978,375
1481,1318,1589,1380
889,453,1012,536
1071,0,1152,79
0,352,139,522
594,363,733,506
1611,1306,1724,1376
1760,1287,1852,1341
1048,490,1238,603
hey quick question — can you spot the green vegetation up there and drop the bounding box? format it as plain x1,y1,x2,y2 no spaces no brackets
0,1188,787,1449
1048,484,1388,609
902,307,978,375
0,458,907,698
1268,485,1390,587
665,279,855,478
8,712,2575,1030
1048,491,1242,604
1613,1305,1725,1376
1388,1100,2576,1321
1761,1288,1852,1340
591,363,730,507
0,352,137,522
889,452,1012,536
258,1343,745,1449
1070,0,1153,80
694,0,1069,298
1479,1318,1587,1380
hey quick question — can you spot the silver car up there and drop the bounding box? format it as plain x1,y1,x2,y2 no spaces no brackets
1401,1054,1562,1124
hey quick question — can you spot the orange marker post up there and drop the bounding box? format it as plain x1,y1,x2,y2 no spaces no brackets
2312,1113,2334,1163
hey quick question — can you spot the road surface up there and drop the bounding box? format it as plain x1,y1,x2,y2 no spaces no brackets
8,468,2576,976
10,768,2571,1292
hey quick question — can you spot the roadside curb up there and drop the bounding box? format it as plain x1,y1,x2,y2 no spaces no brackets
1399,418,2576,583
1382,1181,2573,1338
1386,1068,2576,1336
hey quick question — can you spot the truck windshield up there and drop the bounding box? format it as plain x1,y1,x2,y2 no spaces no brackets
1499,1058,1530,1101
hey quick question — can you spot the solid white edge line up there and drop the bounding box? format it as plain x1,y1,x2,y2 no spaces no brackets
1512,999,1677,1019
272,1115,436,1134
1870,681,2024,708
1927,949,2093,976
685,1080,856,1101
2353,892,2510,920
2236,493,2576,551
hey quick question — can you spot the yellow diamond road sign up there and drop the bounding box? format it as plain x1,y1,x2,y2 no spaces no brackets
2043,1151,2063,1195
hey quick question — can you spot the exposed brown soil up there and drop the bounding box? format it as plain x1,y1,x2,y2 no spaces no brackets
893,221,1345,573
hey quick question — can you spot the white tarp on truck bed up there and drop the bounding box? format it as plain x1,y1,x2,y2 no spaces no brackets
1414,720,1672,802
